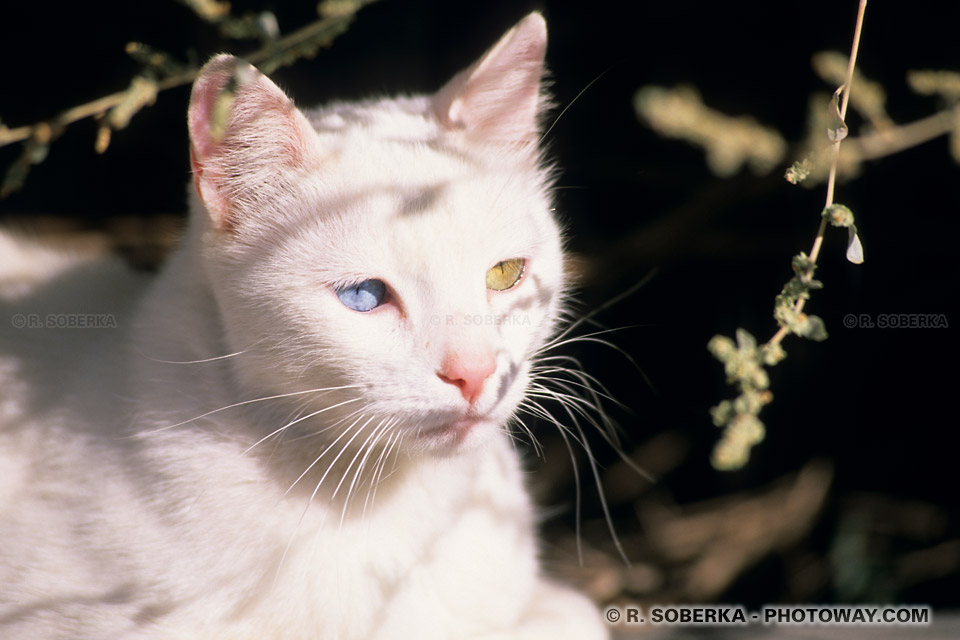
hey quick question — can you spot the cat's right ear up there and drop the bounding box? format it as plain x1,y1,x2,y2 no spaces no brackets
188,55,320,231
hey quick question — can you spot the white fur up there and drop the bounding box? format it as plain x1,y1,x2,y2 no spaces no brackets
0,13,608,639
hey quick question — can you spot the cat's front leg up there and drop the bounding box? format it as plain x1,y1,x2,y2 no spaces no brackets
476,579,608,640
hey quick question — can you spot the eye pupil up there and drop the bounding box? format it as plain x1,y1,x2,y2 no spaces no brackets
336,279,387,312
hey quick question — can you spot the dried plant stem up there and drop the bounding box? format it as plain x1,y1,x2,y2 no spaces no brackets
852,109,955,160
0,6,368,149
769,0,867,348
0,72,194,147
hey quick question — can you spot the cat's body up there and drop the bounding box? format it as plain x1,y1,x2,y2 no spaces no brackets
0,14,608,639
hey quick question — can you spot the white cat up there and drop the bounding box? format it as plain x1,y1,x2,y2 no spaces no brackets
0,13,609,639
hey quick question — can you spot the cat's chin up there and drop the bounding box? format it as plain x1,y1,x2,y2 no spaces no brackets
417,415,498,452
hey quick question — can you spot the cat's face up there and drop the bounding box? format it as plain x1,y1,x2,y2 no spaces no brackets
188,15,560,454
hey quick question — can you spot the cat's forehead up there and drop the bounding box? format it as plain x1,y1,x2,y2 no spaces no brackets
305,106,550,229
287,95,557,281
307,97,541,179
307,96,436,140
284,146,555,289
313,168,551,260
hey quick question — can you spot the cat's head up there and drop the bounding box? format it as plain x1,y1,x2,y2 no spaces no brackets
186,13,564,454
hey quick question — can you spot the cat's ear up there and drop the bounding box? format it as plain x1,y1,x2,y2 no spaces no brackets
433,12,547,145
188,55,320,231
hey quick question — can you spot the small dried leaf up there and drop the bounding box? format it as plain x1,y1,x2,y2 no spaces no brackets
760,342,786,366
785,158,814,184
711,413,767,471
126,42,188,78
735,328,757,351
32,122,53,144
27,142,49,164
634,85,786,177
710,400,735,427
209,86,236,143
95,125,112,154
800,314,829,341
827,88,848,143
827,126,847,143
707,335,736,361
846,227,864,264
182,0,231,22
219,11,281,42
108,76,158,130
258,11,280,40
318,0,367,18
822,203,855,228
813,51,890,127
951,108,960,164
792,252,815,273
907,69,960,101
1,139,43,198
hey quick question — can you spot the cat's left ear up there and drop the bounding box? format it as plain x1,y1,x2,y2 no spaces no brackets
433,12,547,145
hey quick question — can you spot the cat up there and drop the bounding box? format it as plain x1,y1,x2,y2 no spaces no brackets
0,12,610,639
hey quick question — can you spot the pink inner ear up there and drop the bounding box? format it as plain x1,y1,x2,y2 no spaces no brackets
188,55,240,165
187,56,245,228
434,12,547,143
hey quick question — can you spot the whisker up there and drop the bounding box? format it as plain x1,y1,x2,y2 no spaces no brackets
336,418,395,527
539,67,611,144
283,413,367,499
527,408,585,565
304,415,376,514
241,397,362,456
272,411,377,585
538,330,637,358
531,379,615,434
530,379,652,483
541,268,658,351
134,383,364,436
363,428,400,518
134,337,269,365
535,383,631,566
518,397,588,452
507,413,544,458
279,406,366,446
531,366,624,409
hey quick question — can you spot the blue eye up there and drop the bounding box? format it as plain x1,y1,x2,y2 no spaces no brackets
335,279,387,312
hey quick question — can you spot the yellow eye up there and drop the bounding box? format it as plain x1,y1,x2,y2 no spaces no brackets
486,258,525,291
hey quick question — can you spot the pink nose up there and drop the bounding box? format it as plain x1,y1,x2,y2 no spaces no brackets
437,350,497,404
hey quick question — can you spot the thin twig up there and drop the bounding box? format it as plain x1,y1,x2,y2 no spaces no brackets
0,4,371,149
769,0,867,348
814,0,866,262
851,109,955,160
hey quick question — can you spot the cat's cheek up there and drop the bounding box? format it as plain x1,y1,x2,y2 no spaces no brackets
332,302,409,352
345,313,402,347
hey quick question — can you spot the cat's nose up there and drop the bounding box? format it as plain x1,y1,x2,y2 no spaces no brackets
437,349,497,405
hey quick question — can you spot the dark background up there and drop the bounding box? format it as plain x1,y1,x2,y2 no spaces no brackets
2,0,958,614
